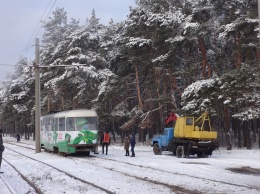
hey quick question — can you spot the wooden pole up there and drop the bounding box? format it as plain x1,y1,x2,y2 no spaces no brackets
35,38,41,153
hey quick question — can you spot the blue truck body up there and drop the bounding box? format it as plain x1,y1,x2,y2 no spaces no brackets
151,128,173,148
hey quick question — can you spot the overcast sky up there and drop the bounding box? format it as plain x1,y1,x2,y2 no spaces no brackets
0,0,136,81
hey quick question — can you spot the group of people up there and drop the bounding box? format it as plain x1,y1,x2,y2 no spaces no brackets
100,131,136,157
124,134,136,157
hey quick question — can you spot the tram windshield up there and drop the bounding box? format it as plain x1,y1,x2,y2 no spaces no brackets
66,117,98,131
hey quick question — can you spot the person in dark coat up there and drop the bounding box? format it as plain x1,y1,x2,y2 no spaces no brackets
130,134,136,157
124,136,130,156
0,129,4,171
16,133,21,142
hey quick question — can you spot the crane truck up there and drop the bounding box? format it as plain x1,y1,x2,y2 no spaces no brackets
151,111,219,158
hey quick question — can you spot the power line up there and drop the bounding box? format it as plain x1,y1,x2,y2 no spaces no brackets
0,0,58,65
24,0,53,56
0,63,90,68
0,45,34,63
0,63,21,67
34,0,58,39
24,0,57,56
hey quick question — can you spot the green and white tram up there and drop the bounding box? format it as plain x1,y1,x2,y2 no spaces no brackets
41,109,99,155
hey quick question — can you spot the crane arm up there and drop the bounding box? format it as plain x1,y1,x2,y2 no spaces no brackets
164,112,178,125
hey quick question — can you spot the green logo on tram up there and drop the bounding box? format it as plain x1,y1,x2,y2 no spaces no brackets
76,118,88,126
72,130,97,144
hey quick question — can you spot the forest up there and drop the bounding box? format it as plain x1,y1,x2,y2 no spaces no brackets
0,0,260,149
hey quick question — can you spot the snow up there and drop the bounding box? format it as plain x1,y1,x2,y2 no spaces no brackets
126,37,152,47
1,136,260,194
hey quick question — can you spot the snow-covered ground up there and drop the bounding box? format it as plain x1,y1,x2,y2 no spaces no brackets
1,136,260,194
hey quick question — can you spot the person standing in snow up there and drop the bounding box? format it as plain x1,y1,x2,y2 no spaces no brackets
124,136,130,156
130,134,136,157
16,133,21,142
101,131,110,155
0,129,4,171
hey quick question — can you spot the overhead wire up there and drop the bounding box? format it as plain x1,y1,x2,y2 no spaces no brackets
0,0,57,65
24,0,53,56
0,45,34,63
34,0,58,39
0,63,21,67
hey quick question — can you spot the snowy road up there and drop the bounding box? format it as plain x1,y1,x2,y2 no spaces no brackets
1,137,260,194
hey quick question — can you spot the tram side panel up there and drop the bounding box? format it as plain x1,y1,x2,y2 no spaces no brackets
41,112,99,155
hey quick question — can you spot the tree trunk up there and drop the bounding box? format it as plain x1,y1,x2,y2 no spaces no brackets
135,64,143,111
169,70,182,97
243,120,252,149
257,118,260,148
198,37,211,78
235,32,241,69
24,123,28,140
243,120,247,147
224,105,232,150
251,119,256,144
48,91,51,113
32,124,35,141
232,118,237,147
155,67,163,134
62,96,65,110
237,119,242,148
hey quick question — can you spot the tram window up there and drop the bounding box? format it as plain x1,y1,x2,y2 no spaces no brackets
45,119,48,129
59,118,65,131
66,117,75,131
54,118,58,131
50,118,55,131
49,119,52,131
41,119,45,131
46,119,51,131
75,117,97,131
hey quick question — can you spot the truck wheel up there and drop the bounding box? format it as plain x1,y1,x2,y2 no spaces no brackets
176,145,185,158
153,143,162,155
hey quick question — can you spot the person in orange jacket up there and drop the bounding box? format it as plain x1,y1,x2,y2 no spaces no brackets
101,131,110,155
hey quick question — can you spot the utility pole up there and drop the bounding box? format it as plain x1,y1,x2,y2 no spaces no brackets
35,38,41,153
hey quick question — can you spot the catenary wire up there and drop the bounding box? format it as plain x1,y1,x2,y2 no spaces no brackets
0,0,57,66
0,45,34,63
34,0,57,39
24,0,53,56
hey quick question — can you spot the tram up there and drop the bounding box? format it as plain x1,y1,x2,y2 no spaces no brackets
40,109,99,156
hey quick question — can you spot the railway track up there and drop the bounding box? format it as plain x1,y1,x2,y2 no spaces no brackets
3,145,114,194
4,141,260,194
3,143,176,193
68,155,201,194
92,157,260,191
2,158,41,194
5,142,198,193
68,155,260,194
0,175,16,194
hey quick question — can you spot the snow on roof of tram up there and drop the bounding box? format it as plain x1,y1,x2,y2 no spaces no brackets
41,109,97,118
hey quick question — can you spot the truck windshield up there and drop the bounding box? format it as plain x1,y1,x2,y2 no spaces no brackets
186,118,193,125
